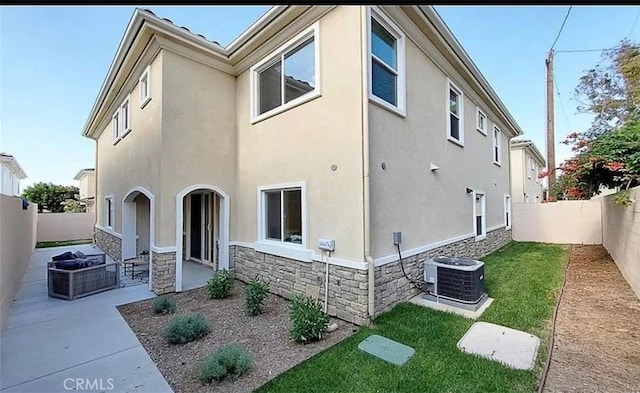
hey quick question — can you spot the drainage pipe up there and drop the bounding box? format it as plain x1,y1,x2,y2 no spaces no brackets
360,6,375,321
324,251,331,313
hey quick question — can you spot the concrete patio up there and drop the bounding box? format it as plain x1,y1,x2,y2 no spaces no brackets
0,245,174,393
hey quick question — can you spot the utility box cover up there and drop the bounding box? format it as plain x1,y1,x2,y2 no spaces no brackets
357,334,415,366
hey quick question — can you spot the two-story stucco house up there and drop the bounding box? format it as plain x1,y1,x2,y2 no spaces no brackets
73,168,96,212
82,6,524,325
0,153,27,197
510,139,546,203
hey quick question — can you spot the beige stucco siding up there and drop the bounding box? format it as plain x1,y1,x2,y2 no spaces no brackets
510,147,544,203
157,49,237,247
234,6,365,263
369,33,512,260
95,51,164,237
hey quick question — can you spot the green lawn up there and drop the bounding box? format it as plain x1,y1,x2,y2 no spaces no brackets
36,239,93,248
257,242,569,393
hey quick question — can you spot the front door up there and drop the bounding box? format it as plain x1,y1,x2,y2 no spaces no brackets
190,193,202,260
186,192,217,267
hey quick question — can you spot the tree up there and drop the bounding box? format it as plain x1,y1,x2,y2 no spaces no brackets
22,183,81,213
574,39,640,137
62,197,87,213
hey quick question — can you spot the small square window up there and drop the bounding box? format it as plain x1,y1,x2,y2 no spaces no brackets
476,108,487,135
139,66,151,108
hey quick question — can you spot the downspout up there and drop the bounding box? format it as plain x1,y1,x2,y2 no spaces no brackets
360,6,375,321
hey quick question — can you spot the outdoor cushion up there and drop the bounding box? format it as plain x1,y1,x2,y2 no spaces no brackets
55,257,105,270
74,251,86,259
52,251,75,261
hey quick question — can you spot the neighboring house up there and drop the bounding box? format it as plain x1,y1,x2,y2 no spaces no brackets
510,139,546,203
0,153,27,197
73,168,96,212
82,6,524,325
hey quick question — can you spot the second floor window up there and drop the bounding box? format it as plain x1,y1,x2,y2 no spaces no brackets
493,126,502,165
139,66,150,107
254,26,317,120
447,80,464,145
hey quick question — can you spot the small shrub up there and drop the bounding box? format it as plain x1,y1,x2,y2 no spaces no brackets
614,190,634,206
152,295,176,314
164,314,211,344
245,276,270,316
205,269,234,299
196,344,253,383
289,294,330,343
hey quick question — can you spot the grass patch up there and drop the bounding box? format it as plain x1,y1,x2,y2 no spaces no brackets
256,242,569,393
36,239,93,248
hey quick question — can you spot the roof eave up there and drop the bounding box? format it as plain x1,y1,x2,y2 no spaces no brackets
418,6,524,138
226,6,288,55
0,156,27,179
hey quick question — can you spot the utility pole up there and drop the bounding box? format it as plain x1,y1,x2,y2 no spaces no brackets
545,50,556,198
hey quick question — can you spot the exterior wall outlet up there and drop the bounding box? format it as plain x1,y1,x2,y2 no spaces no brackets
393,232,402,245
318,238,335,251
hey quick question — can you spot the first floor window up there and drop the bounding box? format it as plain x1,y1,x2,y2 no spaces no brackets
263,188,302,245
104,196,114,228
504,195,512,230
474,191,486,240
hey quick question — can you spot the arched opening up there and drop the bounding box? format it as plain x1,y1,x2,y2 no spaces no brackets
122,187,155,291
175,184,229,292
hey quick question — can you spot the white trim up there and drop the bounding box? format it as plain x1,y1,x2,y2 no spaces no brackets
493,125,502,166
139,65,151,108
95,224,122,239
446,78,464,146
374,232,475,267
112,111,120,144
229,240,254,249
151,245,177,253
473,190,487,241
120,96,131,139
254,241,313,262
476,106,487,135
250,22,320,124
104,195,115,229
175,184,230,292
487,223,506,232
504,194,512,230
257,181,307,250
367,6,406,117
122,186,155,290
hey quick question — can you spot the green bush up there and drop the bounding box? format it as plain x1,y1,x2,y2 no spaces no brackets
245,276,270,316
196,344,253,383
289,294,330,343
205,269,234,299
152,295,176,314
164,314,211,344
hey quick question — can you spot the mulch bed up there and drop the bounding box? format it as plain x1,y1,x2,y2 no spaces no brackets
543,245,640,392
117,280,357,393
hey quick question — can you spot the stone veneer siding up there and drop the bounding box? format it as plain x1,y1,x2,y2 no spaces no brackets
232,246,370,326
152,251,176,294
374,228,512,316
95,228,121,261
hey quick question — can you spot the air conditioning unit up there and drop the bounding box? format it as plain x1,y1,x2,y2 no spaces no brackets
424,256,486,305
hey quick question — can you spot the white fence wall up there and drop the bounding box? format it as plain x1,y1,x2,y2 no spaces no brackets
36,212,94,242
512,200,602,244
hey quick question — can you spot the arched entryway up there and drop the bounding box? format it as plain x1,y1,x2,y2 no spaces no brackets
175,184,229,292
122,187,155,291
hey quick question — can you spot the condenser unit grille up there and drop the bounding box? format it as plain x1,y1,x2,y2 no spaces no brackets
436,265,485,303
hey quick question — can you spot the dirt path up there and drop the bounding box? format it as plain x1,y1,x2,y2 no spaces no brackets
544,245,640,393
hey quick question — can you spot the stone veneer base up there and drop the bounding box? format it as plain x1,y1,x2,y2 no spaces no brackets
231,245,370,326
95,228,121,262
151,251,176,294
374,228,512,316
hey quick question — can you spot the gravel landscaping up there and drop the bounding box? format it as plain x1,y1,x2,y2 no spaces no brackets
117,280,357,393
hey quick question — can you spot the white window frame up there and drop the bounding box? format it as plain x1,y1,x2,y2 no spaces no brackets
104,195,115,229
256,181,311,262
367,6,406,117
476,107,487,135
120,96,131,139
446,79,464,147
250,23,321,124
139,65,151,108
473,190,486,241
493,125,502,166
112,111,121,144
527,155,532,179
504,194,512,230
535,162,540,183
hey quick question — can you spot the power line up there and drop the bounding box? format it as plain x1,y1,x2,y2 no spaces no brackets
555,48,609,54
554,77,573,132
629,9,640,37
550,6,573,52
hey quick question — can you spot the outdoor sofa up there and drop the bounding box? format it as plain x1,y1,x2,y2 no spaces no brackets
47,250,120,300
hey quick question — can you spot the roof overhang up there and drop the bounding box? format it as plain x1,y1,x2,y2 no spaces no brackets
73,168,95,180
511,139,546,166
0,154,27,179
